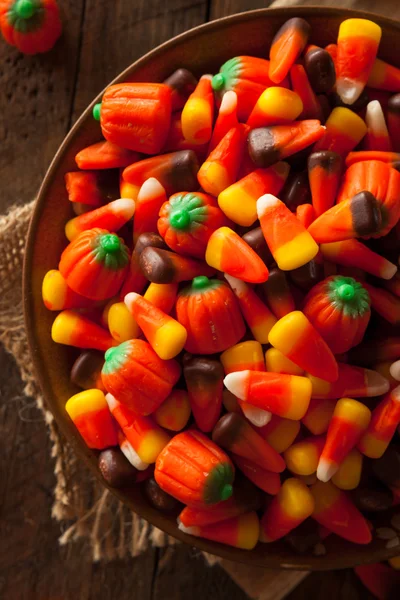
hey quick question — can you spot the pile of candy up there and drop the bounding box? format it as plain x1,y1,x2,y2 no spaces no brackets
42,16,400,554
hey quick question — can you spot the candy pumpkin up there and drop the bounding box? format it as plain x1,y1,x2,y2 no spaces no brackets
175,276,246,354
59,228,130,301
303,276,371,354
0,0,62,55
157,192,227,258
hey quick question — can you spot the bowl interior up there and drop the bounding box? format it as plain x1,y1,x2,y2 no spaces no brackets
24,6,400,570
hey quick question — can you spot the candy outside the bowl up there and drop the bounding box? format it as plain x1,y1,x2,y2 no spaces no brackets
42,13,400,554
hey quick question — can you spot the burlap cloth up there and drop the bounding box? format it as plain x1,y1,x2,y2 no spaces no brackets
0,200,308,598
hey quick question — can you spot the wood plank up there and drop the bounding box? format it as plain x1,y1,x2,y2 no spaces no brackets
0,1,85,212
268,0,400,19
70,0,209,122
210,0,274,20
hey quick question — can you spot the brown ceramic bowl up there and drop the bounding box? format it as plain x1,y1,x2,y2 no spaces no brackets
24,6,400,570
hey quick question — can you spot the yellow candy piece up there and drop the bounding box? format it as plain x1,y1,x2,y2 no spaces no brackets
120,178,140,201
236,512,260,550
280,478,315,520
325,107,367,145
154,390,191,431
331,449,363,490
268,310,308,356
151,319,187,361
264,418,300,454
302,399,335,435
273,231,319,272
388,555,400,570
136,429,171,464
108,301,140,343
220,340,265,374
66,389,106,420
284,437,323,476
42,269,69,311
265,347,304,375
249,87,303,127
338,18,382,43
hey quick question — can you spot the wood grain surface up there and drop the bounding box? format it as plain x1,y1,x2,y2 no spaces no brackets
1,0,399,598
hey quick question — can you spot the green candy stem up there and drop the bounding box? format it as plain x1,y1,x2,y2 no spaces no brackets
93,103,102,121
14,0,36,19
327,276,370,318
99,233,121,253
220,484,233,501
336,283,356,302
192,276,211,290
211,73,225,91
103,342,129,375
170,209,191,230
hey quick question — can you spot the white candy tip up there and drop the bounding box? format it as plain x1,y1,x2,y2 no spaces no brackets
241,403,272,427
120,440,149,471
114,198,136,218
382,262,398,280
390,360,400,382
317,458,338,483
223,371,249,401
138,177,165,200
105,393,118,411
224,273,247,294
124,292,139,311
178,522,198,535
336,79,364,105
220,90,237,112
365,369,390,396
256,194,280,218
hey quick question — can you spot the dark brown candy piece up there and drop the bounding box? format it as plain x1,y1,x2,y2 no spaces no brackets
164,68,198,111
166,149,200,193
371,445,400,488
285,518,322,554
140,246,214,284
133,232,168,259
212,413,244,449
71,351,105,391
242,227,273,265
330,88,370,112
317,95,331,124
247,128,281,168
351,482,393,513
307,150,342,175
98,448,137,487
304,48,336,94
183,355,224,384
144,477,180,512
261,267,294,314
280,171,311,210
289,259,325,292
350,191,382,237
388,93,400,114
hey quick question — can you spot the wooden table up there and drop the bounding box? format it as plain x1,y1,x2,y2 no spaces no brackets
0,1,399,598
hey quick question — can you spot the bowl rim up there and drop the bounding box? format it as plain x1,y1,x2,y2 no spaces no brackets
23,5,400,570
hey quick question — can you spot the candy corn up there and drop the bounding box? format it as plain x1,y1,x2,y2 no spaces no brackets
336,19,382,105
364,100,392,152
290,64,323,120
198,125,247,196
247,87,303,128
122,150,199,198
133,178,167,242
124,292,187,360
296,204,316,229
257,194,319,271
107,301,140,343
307,362,390,400
65,389,118,450
181,75,214,144
345,150,400,166
218,162,289,227
358,385,400,458
183,356,224,432
313,107,367,156
261,268,296,318
317,398,371,482
284,435,326,476
65,171,108,206
225,275,276,344
117,429,150,471
224,370,312,420
154,389,191,432
65,198,135,242
260,478,315,542
140,246,215,284
164,67,197,111
368,58,400,92
42,269,94,311
269,17,311,84
260,414,301,454
265,348,304,376
75,140,139,170
308,151,342,217
302,398,335,435
101,339,180,415
304,46,336,94
232,455,281,495
310,480,372,544
143,283,177,315
242,227,273,265
319,239,397,280
212,413,286,473
248,120,325,168
209,90,239,151
52,310,115,351
107,393,170,464
155,430,234,507
362,282,400,325
268,311,338,382
331,449,363,490
179,511,260,550
120,232,167,298
205,227,269,283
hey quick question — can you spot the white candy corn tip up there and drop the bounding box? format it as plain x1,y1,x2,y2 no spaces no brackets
391,384,400,402
365,100,388,136
105,392,118,411
390,360,400,382
113,198,136,219
336,78,364,105
256,194,280,218
124,291,140,311
224,273,247,295
365,368,390,396
138,177,166,201
119,438,149,471
220,90,237,113
317,458,338,483
241,403,272,427
224,371,250,401
381,262,398,280
178,522,199,536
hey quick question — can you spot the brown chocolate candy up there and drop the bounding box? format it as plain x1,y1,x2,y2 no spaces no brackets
350,191,382,237
144,477,180,512
262,267,292,302
242,227,273,266
139,246,177,283
166,149,200,193
308,150,342,175
247,128,281,168
285,518,322,554
289,259,325,292
133,232,168,259
98,448,137,487
164,68,197,109
280,171,311,210
71,351,105,391
304,48,336,94
271,17,311,50
183,355,224,386
371,446,400,488
351,482,393,513
212,413,245,449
